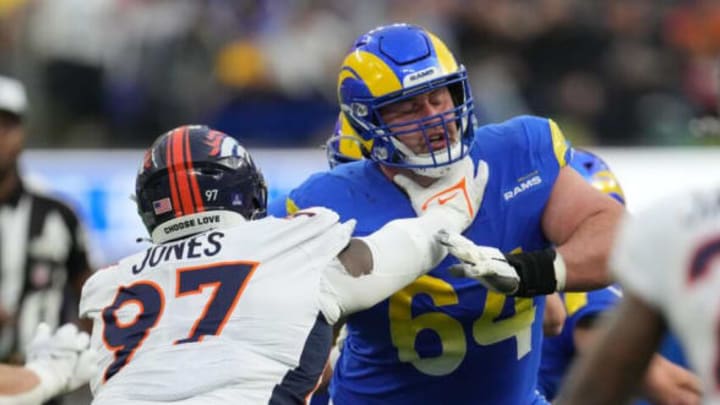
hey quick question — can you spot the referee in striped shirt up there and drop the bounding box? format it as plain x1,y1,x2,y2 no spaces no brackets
0,74,92,369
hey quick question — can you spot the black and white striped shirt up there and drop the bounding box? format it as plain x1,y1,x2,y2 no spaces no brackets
0,179,90,360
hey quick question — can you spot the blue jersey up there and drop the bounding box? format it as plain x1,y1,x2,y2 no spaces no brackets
270,115,570,404
537,286,622,401
267,193,289,217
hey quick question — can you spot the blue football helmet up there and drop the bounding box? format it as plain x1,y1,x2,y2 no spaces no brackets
325,113,365,168
337,23,476,176
569,148,625,205
135,125,267,240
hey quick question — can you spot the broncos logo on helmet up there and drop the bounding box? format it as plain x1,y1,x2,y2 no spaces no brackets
569,148,626,205
135,125,267,243
337,23,476,177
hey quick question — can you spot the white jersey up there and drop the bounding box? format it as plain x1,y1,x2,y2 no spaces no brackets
79,207,353,405
612,187,720,404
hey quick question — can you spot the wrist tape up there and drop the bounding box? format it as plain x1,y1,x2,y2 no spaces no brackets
506,248,567,297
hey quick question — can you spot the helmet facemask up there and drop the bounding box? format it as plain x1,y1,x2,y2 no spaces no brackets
338,23,477,178
344,72,475,178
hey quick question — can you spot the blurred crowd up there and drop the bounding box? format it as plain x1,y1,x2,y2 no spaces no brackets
1,0,719,148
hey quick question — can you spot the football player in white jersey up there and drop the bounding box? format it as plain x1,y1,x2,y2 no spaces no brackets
555,186,720,404
0,323,98,405
79,125,491,405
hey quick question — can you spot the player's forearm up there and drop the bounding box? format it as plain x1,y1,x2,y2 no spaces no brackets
555,348,641,405
557,207,621,291
0,365,45,405
0,365,39,395
324,212,448,322
556,296,663,405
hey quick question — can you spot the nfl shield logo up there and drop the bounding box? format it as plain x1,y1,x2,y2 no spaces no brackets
153,198,173,214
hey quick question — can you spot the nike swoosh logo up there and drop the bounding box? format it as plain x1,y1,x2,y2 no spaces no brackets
438,192,460,205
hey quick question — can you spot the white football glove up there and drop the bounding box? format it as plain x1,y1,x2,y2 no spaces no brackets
24,323,99,402
394,157,489,233
437,230,520,295
69,345,100,391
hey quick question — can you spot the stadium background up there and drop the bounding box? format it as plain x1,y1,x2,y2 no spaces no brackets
1,0,719,403
19,147,720,268
1,0,719,150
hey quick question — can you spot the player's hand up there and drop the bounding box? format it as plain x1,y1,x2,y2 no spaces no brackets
642,355,701,405
543,293,566,337
69,344,100,391
394,157,489,233
437,230,520,295
25,323,98,401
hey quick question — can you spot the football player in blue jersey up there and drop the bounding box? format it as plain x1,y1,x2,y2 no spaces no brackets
269,23,625,404
538,149,701,404
315,116,567,405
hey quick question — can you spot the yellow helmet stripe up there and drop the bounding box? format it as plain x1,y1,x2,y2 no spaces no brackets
338,50,402,97
427,32,458,74
339,137,364,159
592,170,626,201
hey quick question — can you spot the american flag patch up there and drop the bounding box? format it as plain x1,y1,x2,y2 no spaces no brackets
153,198,173,214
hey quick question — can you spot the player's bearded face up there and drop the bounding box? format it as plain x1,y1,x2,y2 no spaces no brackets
379,86,459,155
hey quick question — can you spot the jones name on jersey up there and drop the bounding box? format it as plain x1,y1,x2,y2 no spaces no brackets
132,231,224,274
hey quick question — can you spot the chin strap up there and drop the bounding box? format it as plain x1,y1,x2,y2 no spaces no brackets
390,138,466,179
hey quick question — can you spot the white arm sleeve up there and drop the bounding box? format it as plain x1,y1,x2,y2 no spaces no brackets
319,210,448,324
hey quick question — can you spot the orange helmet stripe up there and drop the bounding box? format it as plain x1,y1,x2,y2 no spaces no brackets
171,128,195,215
183,127,205,212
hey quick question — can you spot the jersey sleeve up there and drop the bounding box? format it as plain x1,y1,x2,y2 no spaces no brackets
79,265,118,318
282,209,356,324
533,117,571,170
484,115,572,192
563,286,621,331
500,115,571,170
547,119,572,169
